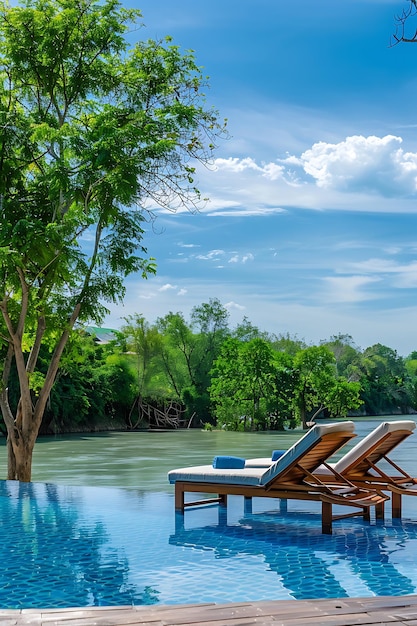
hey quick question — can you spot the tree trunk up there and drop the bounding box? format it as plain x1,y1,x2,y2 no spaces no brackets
5,403,39,482
7,430,35,482
299,402,308,429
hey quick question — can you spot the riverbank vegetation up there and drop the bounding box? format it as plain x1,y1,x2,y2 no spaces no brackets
2,298,415,437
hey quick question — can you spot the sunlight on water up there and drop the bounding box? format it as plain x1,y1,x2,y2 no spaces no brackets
1,417,417,609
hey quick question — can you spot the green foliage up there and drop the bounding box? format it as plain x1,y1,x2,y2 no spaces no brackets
293,345,337,426
324,378,363,418
2,300,416,437
267,352,298,429
232,316,266,342
210,338,285,431
206,336,366,430
4,330,137,433
47,334,136,431
271,333,307,355
154,299,230,422
321,334,361,379
156,311,195,399
121,314,166,397
357,344,409,415
0,0,225,479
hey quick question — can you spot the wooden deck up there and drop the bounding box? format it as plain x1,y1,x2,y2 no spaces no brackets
3,595,417,625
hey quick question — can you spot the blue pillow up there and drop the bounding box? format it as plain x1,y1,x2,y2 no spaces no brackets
212,456,245,469
272,449,285,461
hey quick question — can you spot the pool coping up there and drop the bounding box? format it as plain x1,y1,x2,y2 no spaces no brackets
3,594,417,625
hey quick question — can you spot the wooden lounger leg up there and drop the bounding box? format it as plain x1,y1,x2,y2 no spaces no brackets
375,500,385,520
175,483,185,512
391,492,402,519
174,482,226,511
244,497,253,515
219,493,227,506
321,501,333,535
218,505,228,526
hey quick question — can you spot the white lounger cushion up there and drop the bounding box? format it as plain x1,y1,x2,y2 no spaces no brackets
168,421,355,487
245,457,276,468
329,420,414,474
168,464,267,486
315,420,416,476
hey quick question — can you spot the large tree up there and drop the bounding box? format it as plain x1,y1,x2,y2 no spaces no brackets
155,299,229,425
0,0,224,480
210,337,280,431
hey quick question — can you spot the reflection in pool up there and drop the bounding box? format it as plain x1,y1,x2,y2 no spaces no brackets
2,478,417,609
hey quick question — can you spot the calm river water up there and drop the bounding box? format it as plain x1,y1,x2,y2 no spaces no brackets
0,416,415,490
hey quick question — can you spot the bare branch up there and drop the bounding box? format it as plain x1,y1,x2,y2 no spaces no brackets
391,0,417,46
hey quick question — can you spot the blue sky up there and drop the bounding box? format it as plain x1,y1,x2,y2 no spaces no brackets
103,0,417,356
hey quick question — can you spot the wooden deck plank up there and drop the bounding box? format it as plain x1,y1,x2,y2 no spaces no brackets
2,596,417,626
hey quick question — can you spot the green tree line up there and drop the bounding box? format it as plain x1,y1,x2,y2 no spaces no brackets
3,298,416,436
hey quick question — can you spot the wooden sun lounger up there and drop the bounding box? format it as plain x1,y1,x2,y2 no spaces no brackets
314,420,417,519
168,422,388,534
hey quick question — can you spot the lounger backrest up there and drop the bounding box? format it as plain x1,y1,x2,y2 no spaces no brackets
332,420,416,477
259,421,356,486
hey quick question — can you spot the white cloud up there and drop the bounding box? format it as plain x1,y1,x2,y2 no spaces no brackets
177,288,188,296
201,197,242,212
383,246,402,255
262,162,289,181
206,207,286,217
396,270,417,288
214,156,263,174
347,258,404,273
323,275,381,303
344,258,417,287
214,156,288,182
195,249,225,261
159,283,177,291
183,133,417,218
225,301,246,311
294,135,417,196
228,253,254,264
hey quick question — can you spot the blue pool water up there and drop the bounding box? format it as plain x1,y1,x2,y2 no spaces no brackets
2,478,417,609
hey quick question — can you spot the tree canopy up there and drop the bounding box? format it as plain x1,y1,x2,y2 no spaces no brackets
0,0,225,480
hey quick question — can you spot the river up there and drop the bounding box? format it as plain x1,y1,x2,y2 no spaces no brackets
0,416,415,489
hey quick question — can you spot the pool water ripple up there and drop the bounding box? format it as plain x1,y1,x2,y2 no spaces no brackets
2,478,417,609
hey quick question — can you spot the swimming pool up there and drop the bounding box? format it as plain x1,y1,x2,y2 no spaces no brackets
2,478,417,609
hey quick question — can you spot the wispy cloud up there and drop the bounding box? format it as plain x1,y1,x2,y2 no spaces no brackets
345,258,417,288
206,206,286,217
214,156,287,181
159,283,177,292
323,275,381,303
228,253,254,264
195,249,225,261
225,301,246,311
